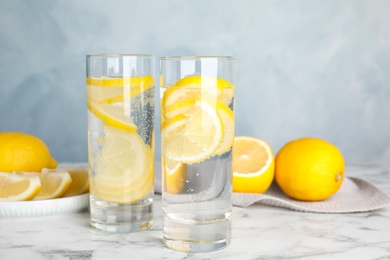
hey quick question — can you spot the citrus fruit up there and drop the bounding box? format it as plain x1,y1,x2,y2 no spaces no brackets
42,168,89,197
91,125,153,203
232,136,275,194
161,75,234,113
87,75,154,104
275,137,345,201
33,171,73,200
0,132,57,172
161,100,223,164
162,98,234,157
87,102,138,133
0,172,42,201
162,156,187,194
213,102,234,155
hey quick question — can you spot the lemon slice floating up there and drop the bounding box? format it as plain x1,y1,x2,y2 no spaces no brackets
162,156,187,194
233,136,275,194
92,125,153,203
88,102,137,133
87,75,154,104
162,100,223,164
0,172,42,201
214,101,234,155
162,75,234,116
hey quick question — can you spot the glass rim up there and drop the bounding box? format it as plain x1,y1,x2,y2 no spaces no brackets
86,54,155,58
160,55,235,61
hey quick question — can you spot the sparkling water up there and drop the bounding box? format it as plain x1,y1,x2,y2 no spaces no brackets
88,86,155,233
160,85,233,252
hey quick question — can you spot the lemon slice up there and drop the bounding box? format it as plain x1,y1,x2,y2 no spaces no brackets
233,136,275,194
0,172,41,201
88,102,137,133
162,75,234,113
161,100,223,164
87,76,154,104
42,168,89,197
33,171,73,200
162,156,187,194
213,102,234,155
92,164,153,204
92,125,152,203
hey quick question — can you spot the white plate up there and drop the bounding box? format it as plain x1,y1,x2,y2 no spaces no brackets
0,194,89,218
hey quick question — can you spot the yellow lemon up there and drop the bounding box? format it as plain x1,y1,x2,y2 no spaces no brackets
162,156,187,194
87,102,138,133
87,75,154,104
161,100,223,164
275,137,345,201
91,125,153,203
0,132,57,172
161,75,234,113
233,136,275,194
0,172,42,201
42,168,89,197
32,171,73,200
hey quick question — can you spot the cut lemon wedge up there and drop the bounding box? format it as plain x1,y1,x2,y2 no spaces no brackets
162,75,234,113
87,75,154,104
163,156,187,194
233,136,275,194
91,125,153,203
42,168,89,197
161,100,223,164
88,102,137,133
0,172,41,201
33,171,73,200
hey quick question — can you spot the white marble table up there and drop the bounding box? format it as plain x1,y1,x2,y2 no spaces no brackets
1,164,390,260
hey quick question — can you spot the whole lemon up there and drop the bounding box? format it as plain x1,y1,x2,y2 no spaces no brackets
0,132,57,172
275,137,345,201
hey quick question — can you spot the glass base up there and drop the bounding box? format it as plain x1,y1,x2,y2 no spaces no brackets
163,216,231,253
90,196,153,233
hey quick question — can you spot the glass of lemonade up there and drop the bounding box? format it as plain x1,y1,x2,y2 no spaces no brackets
86,54,155,232
160,56,236,252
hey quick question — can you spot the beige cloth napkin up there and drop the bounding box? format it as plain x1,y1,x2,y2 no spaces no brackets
231,177,390,213
154,163,390,213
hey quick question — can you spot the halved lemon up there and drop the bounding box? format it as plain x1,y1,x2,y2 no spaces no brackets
162,156,187,194
88,102,137,133
87,75,154,104
33,171,73,200
42,168,89,197
162,75,234,112
0,172,41,201
161,100,223,164
233,136,275,194
91,125,153,203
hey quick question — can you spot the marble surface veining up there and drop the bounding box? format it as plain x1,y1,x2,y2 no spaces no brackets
1,164,390,260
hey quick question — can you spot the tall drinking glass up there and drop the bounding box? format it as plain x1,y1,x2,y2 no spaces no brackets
160,56,236,252
86,54,155,232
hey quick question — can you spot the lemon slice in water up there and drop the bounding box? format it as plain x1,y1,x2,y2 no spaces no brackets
162,100,223,164
88,102,137,133
87,75,154,104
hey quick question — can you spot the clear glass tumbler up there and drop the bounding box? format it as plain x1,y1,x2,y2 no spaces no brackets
86,54,155,232
160,56,236,252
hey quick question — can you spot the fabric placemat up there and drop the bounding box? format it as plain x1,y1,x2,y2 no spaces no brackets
154,163,390,213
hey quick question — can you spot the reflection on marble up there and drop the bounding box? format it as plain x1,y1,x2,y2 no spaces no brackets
1,164,389,260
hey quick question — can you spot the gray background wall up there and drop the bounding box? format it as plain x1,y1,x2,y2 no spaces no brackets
0,0,389,166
